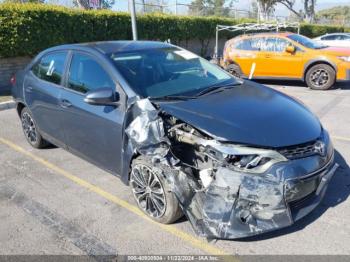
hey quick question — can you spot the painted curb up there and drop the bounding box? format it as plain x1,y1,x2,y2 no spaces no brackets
0,100,15,111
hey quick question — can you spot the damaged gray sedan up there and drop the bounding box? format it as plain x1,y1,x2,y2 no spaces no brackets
12,41,338,239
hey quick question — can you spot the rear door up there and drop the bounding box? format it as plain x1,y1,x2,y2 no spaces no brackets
59,51,126,174
23,51,68,147
256,37,304,79
226,38,260,77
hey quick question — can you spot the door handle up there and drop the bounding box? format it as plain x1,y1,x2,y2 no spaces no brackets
25,86,33,93
60,99,72,108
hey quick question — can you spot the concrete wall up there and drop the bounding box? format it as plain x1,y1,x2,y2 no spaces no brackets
0,57,32,94
177,38,227,58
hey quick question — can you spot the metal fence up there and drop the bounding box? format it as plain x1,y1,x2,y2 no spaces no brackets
112,0,290,22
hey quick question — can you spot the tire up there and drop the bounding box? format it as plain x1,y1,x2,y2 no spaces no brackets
20,107,49,149
305,64,336,90
130,155,183,224
226,63,243,78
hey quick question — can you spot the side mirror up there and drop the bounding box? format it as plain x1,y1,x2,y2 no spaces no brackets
285,45,296,54
84,88,120,106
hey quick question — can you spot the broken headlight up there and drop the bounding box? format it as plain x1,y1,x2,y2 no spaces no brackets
170,124,287,174
204,143,288,174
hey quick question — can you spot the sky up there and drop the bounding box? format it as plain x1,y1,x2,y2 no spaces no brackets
262,0,350,16
233,0,350,10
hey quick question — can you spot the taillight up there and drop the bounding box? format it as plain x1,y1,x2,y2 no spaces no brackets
10,75,16,86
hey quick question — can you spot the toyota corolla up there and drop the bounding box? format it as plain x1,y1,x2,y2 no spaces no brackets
11,41,338,239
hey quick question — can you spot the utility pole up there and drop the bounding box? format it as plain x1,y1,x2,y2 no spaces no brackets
129,0,138,40
256,0,261,23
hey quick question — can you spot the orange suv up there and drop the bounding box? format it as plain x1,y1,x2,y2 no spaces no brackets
222,32,350,90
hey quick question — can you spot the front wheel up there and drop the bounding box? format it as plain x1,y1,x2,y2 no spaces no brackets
305,64,335,90
226,63,243,78
130,156,183,224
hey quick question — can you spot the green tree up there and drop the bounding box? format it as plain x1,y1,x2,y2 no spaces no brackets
277,0,317,22
317,5,350,26
189,0,234,17
73,0,115,9
304,0,316,23
3,0,44,3
256,0,277,21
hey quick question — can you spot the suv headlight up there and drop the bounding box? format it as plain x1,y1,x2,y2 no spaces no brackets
338,56,350,62
204,143,287,174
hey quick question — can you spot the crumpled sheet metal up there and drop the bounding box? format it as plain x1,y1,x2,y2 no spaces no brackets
124,98,330,239
165,166,292,239
125,99,169,157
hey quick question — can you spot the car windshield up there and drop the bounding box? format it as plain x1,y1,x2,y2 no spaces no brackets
110,47,234,98
287,34,328,49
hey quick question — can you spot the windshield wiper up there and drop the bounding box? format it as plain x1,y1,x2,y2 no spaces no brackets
194,82,241,97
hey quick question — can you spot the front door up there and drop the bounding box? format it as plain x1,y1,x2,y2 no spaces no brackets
257,37,304,79
59,52,125,174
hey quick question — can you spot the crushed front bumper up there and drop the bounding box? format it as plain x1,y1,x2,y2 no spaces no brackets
166,153,338,239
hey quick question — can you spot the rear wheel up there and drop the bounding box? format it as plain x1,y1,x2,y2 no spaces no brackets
226,63,243,78
20,107,49,148
305,64,335,90
130,156,183,224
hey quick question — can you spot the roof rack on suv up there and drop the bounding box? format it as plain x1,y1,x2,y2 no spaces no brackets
214,22,300,59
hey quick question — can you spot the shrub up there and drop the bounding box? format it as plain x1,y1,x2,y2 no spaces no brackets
0,3,349,58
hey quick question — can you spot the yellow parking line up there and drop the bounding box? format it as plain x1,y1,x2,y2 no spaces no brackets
0,137,234,257
332,135,350,143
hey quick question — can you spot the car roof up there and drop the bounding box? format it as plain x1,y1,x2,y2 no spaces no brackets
231,32,294,40
322,33,350,36
44,41,175,55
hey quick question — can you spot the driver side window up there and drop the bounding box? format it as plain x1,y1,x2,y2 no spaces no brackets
67,53,114,94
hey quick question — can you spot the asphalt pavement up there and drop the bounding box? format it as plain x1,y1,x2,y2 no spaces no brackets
0,83,350,257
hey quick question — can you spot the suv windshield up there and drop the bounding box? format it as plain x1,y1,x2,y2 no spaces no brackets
110,48,234,98
287,34,328,49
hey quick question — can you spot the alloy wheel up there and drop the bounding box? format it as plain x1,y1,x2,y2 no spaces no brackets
310,69,329,87
21,112,38,145
130,164,166,218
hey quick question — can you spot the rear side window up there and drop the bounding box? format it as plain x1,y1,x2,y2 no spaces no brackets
32,52,67,85
234,38,263,51
321,35,337,40
262,38,276,51
67,53,114,94
234,39,253,51
340,35,350,40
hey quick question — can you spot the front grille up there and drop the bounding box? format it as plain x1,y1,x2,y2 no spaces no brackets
278,140,319,160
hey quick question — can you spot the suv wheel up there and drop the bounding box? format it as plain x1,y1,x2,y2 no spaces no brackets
130,156,183,224
305,64,335,90
20,107,49,148
226,63,242,78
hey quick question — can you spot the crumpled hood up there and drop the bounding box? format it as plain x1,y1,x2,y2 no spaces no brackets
157,80,322,148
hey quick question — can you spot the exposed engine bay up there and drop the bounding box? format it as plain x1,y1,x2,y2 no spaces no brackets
125,99,338,239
